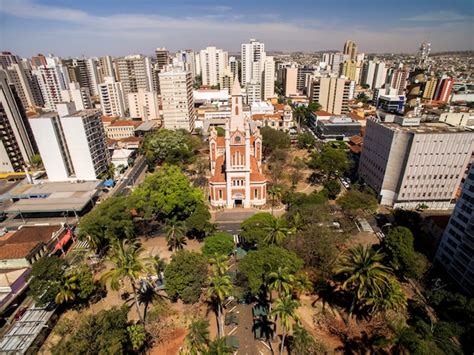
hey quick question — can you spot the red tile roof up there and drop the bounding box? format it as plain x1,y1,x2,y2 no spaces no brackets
313,110,332,116
108,120,142,127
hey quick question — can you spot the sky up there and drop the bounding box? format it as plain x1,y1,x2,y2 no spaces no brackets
0,0,473,57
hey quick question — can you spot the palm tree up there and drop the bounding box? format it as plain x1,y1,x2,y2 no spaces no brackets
267,266,295,298
365,278,407,315
334,244,392,316
101,239,152,323
268,185,282,215
165,218,187,252
185,319,210,355
271,295,301,355
206,337,233,355
207,274,233,338
290,212,304,232
209,254,229,277
291,325,317,355
55,273,79,305
292,272,314,299
264,217,290,246
152,255,166,283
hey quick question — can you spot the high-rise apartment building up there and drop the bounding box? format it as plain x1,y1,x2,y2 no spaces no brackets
297,66,315,92
321,53,347,76
241,39,266,85
33,62,70,110
434,77,454,103
308,77,354,115
435,165,474,294
98,56,115,82
283,67,298,97
159,70,195,131
29,104,109,181
0,52,20,70
343,40,358,60
30,54,47,69
340,60,358,81
422,77,438,100
0,71,37,172
262,56,275,100
155,48,170,71
175,50,197,80
246,80,262,105
220,67,234,94
359,116,474,209
389,66,410,95
4,64,37,109
61,82,92,111
98,76,126,117
229,57,238,79
127,89,160,120
199,47,228,87
361,61,386,89
116,55,153,98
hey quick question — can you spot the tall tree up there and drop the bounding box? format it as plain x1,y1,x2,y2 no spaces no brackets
307,145,349,180
263,216,290,246
291,325,323,355
165,218,187,252
28,256,66,306
268,185,282,215
207,275,233,338
334,245,392,316
337,190,378,218
209,254,230,277
101,239,152,323
272,296,301,355
185,319,210,355
55,273,79,305
268,266,295,298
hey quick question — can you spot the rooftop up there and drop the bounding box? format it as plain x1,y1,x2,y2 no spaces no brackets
380,119,473,134
108,120,143,128
63,109,100,118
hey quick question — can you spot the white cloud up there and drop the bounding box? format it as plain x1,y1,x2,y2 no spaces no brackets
402,10,474,22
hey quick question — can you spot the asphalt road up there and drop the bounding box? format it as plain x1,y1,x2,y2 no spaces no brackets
111,155,147,196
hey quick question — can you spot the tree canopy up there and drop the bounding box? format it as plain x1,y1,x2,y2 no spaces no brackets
129,164,203,221
240,212,276,247
202,232,235,257
296,132,315,150
337,190,378,217
307,145,350,179
238,246,303,295
78,196,135,252
28,256,66,306
164,250,208,303
185,203,214,240
260,127,291,157
382,226,428,279
142,129,201,167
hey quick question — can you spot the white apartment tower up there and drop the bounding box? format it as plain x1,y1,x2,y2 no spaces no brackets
359,116,474,210
4,64,37,109
33,62,69,110
200,47,228,87
127,89,160,120
29,104,110,181
98,56,115,82
61,82,92,111
115,55,153,97
263,56,275,100
159,70,195,131
241,39,266,85
98,76,126,117
435,165,474,294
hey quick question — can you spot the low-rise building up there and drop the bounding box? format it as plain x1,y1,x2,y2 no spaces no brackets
105,120,142,139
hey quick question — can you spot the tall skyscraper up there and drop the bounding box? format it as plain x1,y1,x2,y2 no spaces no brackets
175,50,197,80
98,76,126,117
241,39,266,85
199,47,228,87
308,76,354,115
435,164,474,294
159,69,195,131
29,104,110,181
0,70,37,172
359,116,474,209
343,40,358,60
155,48,170,71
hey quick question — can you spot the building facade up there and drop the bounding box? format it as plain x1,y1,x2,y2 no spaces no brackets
199,47,228,87
209,78,266,208
435,165,474,294
359,116,474,209
308,77,354,115
98,76,126,117
127,89,160,120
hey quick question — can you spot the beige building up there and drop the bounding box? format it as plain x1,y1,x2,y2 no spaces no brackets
99,76,126,117
284,67,298,97
105,120,142,139
127,89,160,120
115,55,153,99
359,116,474,210
159,70,195,131
423,77,438,100
439,112,474,128
199,47,228,87
308,76,354,115
340,60,358,81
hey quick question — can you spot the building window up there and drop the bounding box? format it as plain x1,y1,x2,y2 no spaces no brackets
219,190,223,199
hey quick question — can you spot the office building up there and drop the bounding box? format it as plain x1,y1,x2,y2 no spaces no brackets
262,56,275,100
208,78,266,208
241,39,266,85
127,89,160,120
343,40,358,60
61,82,92,111
29,104,110,181
376,94,406,114
283,67,298,97
199,47,228,87
314,115,362,140
308,76,354,115
435,165,474,294
98,76,126,117
0,71,37,172
116,55,153,97
159,70,195,131
434,77,454,103
155,48,170,71
358,116,474,209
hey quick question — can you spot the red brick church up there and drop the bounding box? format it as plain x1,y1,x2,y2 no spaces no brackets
208,77,267,208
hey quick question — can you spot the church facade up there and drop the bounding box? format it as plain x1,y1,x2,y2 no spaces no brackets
208,78,267,208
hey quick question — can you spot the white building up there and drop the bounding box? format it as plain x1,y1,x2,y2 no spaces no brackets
29,104,110,181
241,39,265,85
263,56,275,100
435,165,474,294
246,80,262,105
159,70,195,131
362,61,386,89
98,56,115,82
199,47,228,87
358,116,474,210
85,58,100,96
4,63,37,109
115,55,153,98
98,76,126,117
284,67,298,97
308,76,354,115
61,82,92,110
127,89,160,120
175,50,197,80
33,64,69,110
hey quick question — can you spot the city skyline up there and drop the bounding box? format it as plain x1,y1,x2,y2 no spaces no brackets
1,0,473,57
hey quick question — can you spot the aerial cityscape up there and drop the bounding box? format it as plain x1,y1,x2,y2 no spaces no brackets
0,0,473,354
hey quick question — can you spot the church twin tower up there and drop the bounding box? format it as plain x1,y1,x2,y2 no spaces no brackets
208,77,267,208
